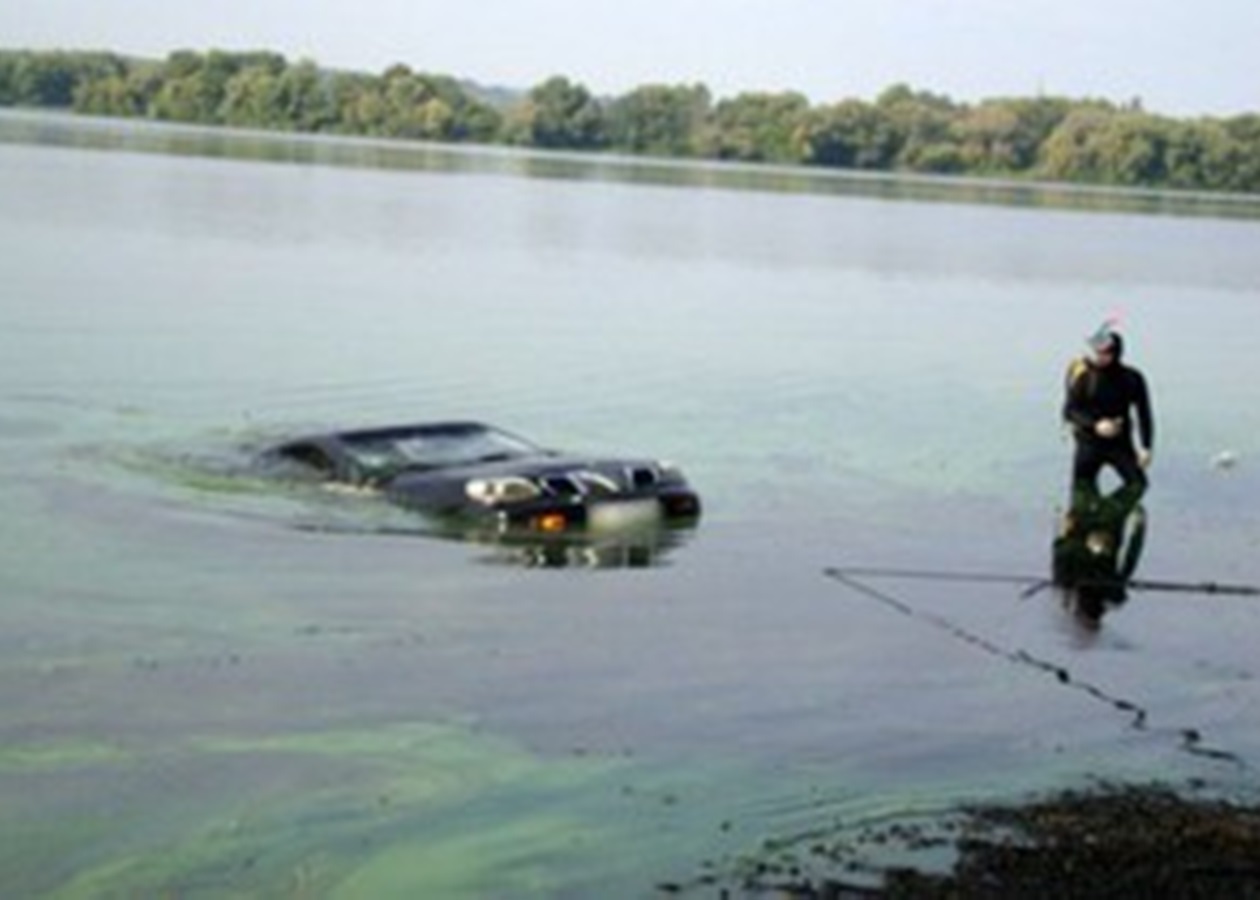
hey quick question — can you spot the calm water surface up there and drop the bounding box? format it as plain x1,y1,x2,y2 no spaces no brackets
3,111,1260,896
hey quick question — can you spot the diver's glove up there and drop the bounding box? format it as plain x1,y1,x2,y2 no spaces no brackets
1138,448,1153,469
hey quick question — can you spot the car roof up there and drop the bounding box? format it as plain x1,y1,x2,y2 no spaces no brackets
274,421,499,448
331,421,496,443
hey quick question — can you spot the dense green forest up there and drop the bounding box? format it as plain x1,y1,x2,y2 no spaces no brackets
4,48,1260,194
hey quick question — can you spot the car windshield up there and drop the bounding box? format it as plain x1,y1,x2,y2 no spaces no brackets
340,425,541,478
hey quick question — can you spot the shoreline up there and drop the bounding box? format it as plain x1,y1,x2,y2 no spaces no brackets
705,781,1260,898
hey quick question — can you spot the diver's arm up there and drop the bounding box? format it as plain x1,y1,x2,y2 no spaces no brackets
1132,371,1154,451
1062,362,1097,432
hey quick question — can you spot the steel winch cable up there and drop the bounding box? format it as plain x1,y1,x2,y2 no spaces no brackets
822,566,1246,767
824,566,1260,598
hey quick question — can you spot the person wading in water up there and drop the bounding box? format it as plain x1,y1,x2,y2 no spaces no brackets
1063,321,1155,507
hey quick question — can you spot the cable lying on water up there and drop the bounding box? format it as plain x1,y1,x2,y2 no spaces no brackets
822,567,1245,767
825,565,1260,599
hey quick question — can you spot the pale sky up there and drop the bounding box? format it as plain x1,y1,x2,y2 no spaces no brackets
4,0,1257,116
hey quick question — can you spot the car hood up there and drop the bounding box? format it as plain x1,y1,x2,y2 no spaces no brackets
391,453,674,485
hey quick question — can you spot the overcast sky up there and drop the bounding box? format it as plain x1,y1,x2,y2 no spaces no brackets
4,0,1257,116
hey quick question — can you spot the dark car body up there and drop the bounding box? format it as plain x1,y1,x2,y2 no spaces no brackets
258,421,701,538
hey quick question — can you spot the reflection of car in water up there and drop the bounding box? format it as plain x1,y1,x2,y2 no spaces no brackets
474,529,690,569
1053,490,1147,627
257,421,701,562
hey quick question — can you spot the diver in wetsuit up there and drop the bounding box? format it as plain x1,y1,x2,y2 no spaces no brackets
1063,325,1154,506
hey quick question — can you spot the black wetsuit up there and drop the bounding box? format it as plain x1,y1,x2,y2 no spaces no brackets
1062,335,1154,499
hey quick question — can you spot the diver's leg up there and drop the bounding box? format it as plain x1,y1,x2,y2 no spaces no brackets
1108,445,1148,505
1071,440,1104,507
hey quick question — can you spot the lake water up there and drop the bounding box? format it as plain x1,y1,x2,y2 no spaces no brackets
3,109,1260,897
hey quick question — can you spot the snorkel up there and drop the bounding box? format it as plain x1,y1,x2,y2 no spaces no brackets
1087,315,1123,365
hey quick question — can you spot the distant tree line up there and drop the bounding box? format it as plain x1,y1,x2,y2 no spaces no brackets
3,48,1260,194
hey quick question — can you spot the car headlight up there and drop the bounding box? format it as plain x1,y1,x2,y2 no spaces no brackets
465,476,542,505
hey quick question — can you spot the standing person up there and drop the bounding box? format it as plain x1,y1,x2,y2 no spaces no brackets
1063,322,1155,504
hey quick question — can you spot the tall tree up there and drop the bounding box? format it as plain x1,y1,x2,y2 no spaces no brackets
0,50,125,107
514,76,607,149
704,91,810,163
220,65,283,128
797,99,898,169
1036,107,1115,183
151,70,219,122
605,83,711,156
1221,116,1260,192
275,60,337,132
874,84,959,171
74,74,146,117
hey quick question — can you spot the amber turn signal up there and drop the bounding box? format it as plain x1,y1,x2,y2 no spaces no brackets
532,512,568,533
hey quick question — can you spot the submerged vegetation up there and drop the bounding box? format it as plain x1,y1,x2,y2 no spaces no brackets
3,47,1260,194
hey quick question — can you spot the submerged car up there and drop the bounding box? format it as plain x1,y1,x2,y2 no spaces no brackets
258,421,701,538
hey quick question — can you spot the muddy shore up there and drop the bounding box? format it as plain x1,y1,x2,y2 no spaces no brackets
677,782,1260,898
